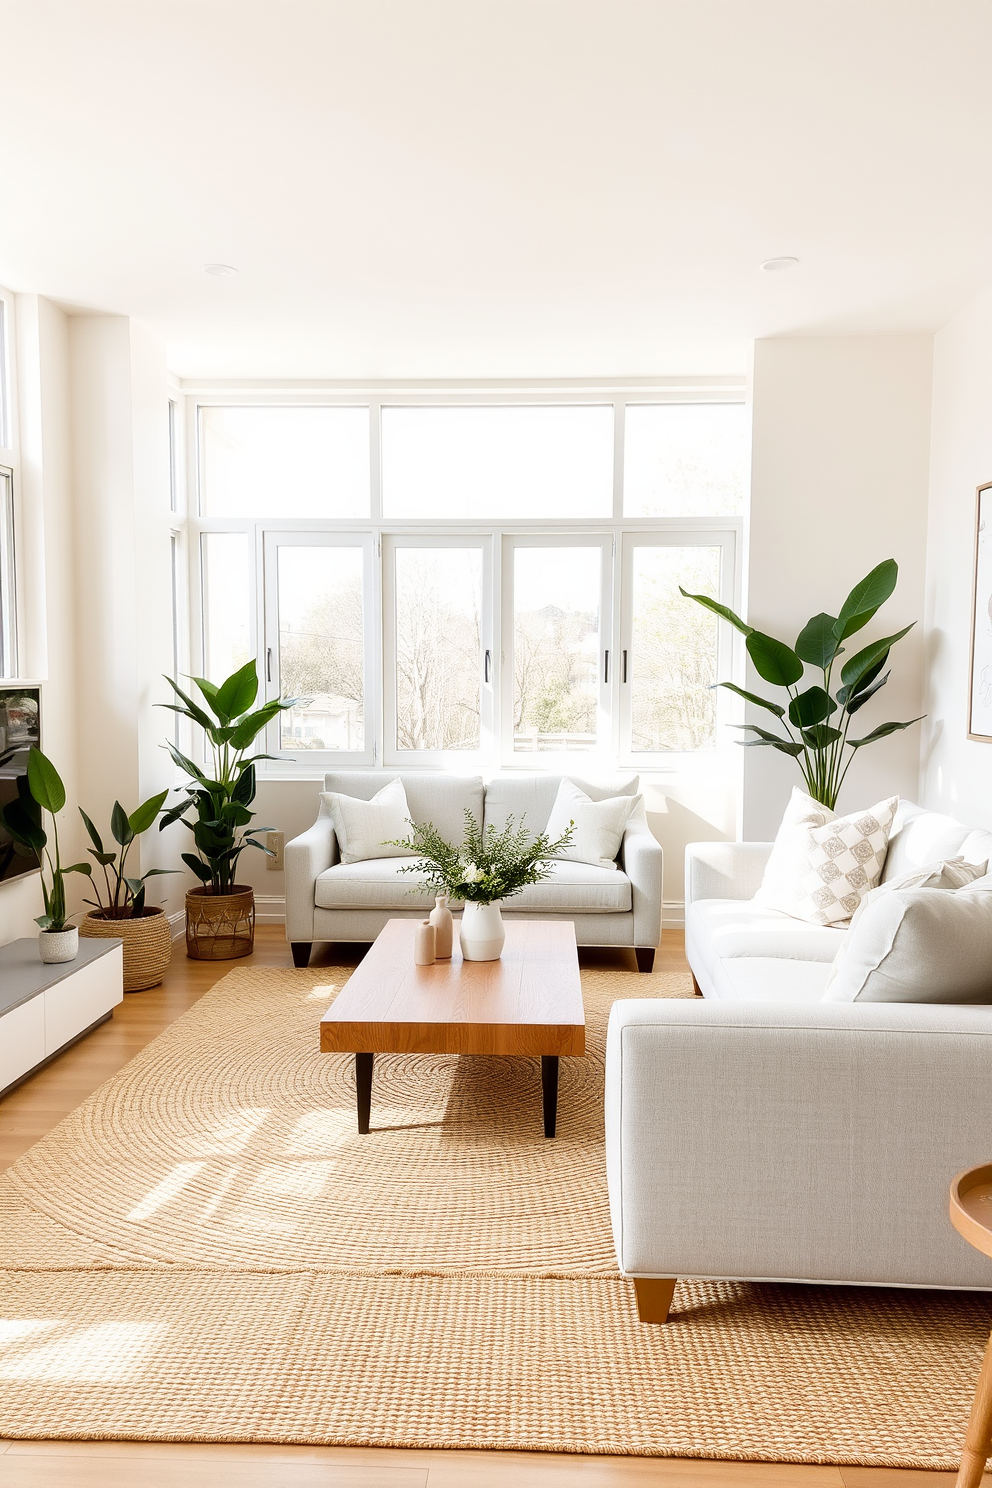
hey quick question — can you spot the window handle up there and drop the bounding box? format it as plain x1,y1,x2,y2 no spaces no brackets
266,647,273,682
484,648,492,684
603,649,610,685
622,649,628,684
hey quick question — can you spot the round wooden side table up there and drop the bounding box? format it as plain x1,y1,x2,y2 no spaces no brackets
950,1163,992,1488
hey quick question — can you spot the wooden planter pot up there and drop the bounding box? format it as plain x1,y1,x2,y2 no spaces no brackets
185,885,255,961
79,906,172,991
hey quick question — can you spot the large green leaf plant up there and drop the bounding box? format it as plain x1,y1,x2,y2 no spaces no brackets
681,559,923,810
0,748,91,932
158,660,302,895
79,793,175,918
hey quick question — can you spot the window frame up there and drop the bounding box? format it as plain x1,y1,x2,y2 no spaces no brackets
184,383,747,776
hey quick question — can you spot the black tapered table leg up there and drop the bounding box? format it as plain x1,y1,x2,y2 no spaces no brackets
542,1055,559,1138
356,1052,374,1134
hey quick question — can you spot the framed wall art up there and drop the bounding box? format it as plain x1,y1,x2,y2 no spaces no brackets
968,481,992,740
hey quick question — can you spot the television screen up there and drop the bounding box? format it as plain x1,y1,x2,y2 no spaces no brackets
0,687,42,884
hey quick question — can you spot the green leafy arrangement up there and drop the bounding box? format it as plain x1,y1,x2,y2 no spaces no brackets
79,794,175,919
158,660,303,895
0,748,91,932
388,810,575,905
681,558,922,810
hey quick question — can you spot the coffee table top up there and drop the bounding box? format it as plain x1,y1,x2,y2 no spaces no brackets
319,918,585,1058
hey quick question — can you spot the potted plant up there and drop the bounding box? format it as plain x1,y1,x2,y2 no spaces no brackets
681,559,923,809
0,747,91,963
390,811,574,961
158,660,301,960
77,793,176,991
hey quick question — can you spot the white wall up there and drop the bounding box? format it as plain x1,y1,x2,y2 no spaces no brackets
744,335,934,838
68,314,178,903
0,296,80,945
920,289,992,827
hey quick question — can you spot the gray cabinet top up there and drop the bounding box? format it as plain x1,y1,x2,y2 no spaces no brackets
0,936,123,1016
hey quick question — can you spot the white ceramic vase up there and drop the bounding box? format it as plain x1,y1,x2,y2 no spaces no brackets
38,926,79,964
459,900,505,962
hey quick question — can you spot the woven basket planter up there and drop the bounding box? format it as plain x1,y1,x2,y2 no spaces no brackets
185,885,255,961
79,907,172,992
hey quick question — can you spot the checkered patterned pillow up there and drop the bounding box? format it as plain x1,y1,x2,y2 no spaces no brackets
755,788,899,926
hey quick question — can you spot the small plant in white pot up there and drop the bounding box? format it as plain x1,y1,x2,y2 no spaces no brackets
390,812,574,961
0,748,91,963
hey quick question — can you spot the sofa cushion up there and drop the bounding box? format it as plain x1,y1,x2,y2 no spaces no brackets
823,887,992,1004
881,801,992,881
544,779,640,870
315,857,632,913
483,773,639,836
709,956,834,1004
319,778,412,864
686,899,845,962
323,771,484,846
755,787,898,926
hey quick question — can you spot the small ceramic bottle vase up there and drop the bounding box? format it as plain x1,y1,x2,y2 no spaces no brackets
429,895,454,959
414,920,436,966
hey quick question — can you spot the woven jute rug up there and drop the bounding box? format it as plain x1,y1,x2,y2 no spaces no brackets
1,963,989,1464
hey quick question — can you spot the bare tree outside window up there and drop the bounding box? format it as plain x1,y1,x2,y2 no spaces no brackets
395,548,482,751
278,547,365,750
630,546,720,751
513,547,600,752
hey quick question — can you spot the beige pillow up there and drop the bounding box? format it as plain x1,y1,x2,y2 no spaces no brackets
823,886,992,1004
544,779,640,871
755,787,899,926
319,778,412,864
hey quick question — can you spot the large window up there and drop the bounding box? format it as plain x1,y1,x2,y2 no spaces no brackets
188,393,746,771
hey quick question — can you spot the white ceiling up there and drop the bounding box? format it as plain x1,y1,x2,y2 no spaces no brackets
1,0,990,379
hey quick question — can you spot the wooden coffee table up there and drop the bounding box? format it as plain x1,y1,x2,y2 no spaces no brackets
950,1163,992,1488
319,918,585,1137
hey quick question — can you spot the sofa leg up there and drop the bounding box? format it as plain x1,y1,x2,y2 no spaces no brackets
291,942,311,969
635,947,656,974
691,973,703,997
633,1277,677,1324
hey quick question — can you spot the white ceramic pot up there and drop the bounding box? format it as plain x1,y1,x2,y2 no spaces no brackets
38,926,79,964
459,900,505,961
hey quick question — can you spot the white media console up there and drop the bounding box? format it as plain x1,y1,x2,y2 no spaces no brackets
0,937,123,1095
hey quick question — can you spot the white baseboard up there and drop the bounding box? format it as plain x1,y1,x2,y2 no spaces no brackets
663,900,685,929
168,910,185,941
253,894,287,925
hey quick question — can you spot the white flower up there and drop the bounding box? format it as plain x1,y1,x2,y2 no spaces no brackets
461,862,482,883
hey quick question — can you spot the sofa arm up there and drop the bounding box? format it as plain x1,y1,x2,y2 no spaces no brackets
285,816,339,942
620,816,664,948
684,841,772,906
605,997,992,1290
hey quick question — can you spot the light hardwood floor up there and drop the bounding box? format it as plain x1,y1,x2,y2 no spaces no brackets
0,927,977,1487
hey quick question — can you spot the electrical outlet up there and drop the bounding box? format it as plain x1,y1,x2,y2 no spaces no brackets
267,831,285,871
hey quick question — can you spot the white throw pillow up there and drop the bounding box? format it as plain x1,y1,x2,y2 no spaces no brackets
846,855,990,933
319,778,413,864
755,787,899,926
822,886,992,1004
544,779,640,871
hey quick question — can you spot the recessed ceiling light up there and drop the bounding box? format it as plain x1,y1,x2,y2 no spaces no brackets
760,256,799,272
204,263,238,277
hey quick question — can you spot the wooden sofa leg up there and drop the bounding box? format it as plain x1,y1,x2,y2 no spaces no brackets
635,947,656,974
634,1277,677,1324
291,942,311,969
691,973,703,997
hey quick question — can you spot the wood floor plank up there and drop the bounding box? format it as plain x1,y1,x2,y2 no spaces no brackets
0,1451,426,1487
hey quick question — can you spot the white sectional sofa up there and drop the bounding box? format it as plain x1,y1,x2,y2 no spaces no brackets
285,771,664,970
605,800,992,1318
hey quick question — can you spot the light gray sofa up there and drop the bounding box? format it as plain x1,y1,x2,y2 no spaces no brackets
605,800,992,1320
285,771,664,970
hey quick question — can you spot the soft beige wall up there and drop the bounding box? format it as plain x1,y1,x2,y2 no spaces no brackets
0,296,80,946
744,335,934,838
67,314,180,911
920,288,992,827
